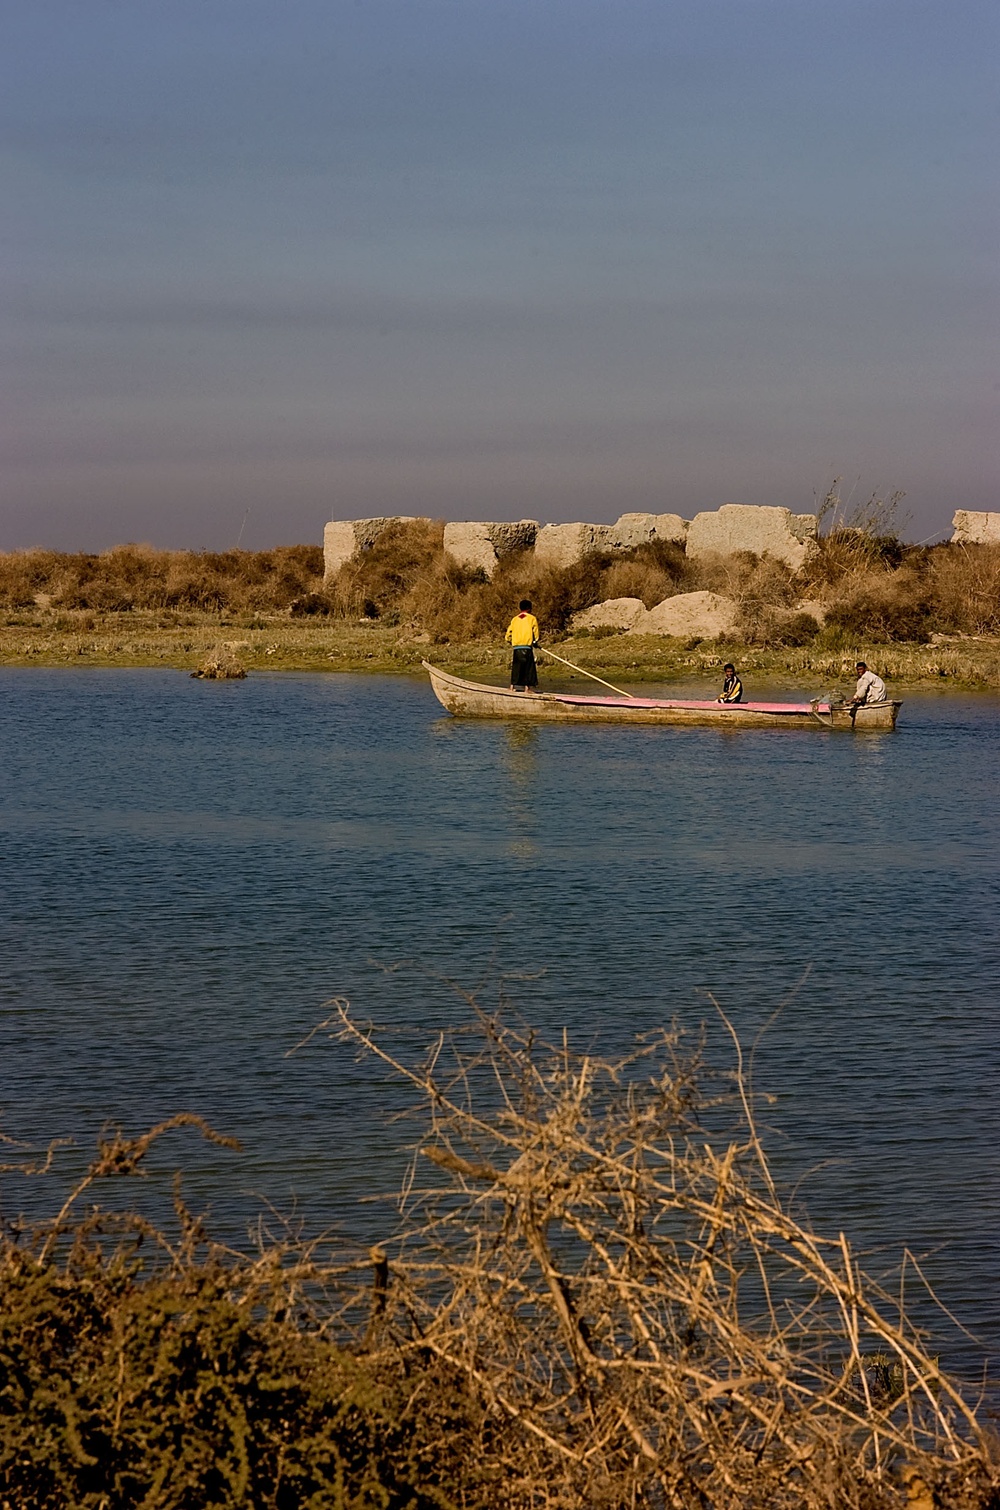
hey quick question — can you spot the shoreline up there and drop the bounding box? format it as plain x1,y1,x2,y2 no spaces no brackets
1,614,999,690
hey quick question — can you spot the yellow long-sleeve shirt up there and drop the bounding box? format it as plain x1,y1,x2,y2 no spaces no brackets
505,612,540,647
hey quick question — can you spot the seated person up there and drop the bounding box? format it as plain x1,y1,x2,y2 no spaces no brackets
717,663,743,703
849,662,887,706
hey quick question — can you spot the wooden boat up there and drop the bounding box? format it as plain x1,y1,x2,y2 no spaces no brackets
423,662,902,730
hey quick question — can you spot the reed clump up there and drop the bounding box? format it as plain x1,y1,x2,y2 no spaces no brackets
190,642,248,679
2,1011,996,1509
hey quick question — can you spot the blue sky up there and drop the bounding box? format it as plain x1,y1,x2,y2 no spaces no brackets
3,0,997,548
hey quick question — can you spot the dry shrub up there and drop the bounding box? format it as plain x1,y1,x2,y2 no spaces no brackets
730,552,800,610
0,549,82,609
470,537,999,649
4,1013,994,1509
288,590,336,617
599,558,677,609
770,610,823,646
487,541,688,634
402,550,622,638
159,545,324,614
333,1007,996,1509
0,545,325,615
928,544,1000,635
328,519,447,621
190,643,248,679
811,481,908,574
794,535,999,648
686,549,797,608
824,567,935,644
0,1115,489,1510
687,551,802,643
330,530,691,636
743,610,823,649
798,533,907,596
516,553,618,631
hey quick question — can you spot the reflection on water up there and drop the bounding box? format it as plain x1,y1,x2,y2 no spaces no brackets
502,722,539,857
0,669,997,1390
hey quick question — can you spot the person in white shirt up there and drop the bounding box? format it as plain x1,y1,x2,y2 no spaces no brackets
850,662,887,707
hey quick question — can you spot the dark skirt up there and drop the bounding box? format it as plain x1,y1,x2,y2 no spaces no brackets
510,647,538,688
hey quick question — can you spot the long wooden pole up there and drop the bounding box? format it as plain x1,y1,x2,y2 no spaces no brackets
536,646,635,700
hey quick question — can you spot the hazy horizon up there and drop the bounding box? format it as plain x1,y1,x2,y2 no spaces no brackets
4,0,997,553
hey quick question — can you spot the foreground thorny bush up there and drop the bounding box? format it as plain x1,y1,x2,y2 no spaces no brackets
2,1018,997,1510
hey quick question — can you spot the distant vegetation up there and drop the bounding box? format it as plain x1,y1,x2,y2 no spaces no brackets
2,525,999,650
0,543,324,616
2,1010,996,1509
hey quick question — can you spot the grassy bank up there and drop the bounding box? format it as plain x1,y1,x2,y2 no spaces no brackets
3,1011,997,1510
1,610,999,690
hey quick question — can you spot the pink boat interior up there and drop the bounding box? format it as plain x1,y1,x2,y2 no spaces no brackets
555,694,832,714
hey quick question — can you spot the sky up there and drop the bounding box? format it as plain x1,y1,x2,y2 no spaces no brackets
2,0,998,551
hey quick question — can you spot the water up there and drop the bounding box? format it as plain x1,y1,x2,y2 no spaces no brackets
1,668,997,1388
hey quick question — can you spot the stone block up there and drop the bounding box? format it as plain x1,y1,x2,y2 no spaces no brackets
443,519,539,578
605,513,688,550
630,590,739,639
323,521,360,580
951,510,1000,545
443,522,497,576
534,522,611,570
323,517,416,579
685,504,817,570
571,597,648,632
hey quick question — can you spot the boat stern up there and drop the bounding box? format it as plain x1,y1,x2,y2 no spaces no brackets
831,700,903,730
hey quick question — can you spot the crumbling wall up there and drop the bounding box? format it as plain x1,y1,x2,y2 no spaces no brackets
605,513,688,550
534,513,688,570
323,517,418,580
443,520,539,577
685,505,817,570
951,510,1000,545
533,523,612,570
323,503,818,578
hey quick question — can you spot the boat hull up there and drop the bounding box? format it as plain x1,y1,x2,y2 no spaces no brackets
423,663,901,730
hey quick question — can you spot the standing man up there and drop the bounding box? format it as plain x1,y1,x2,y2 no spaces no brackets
717,663,744,703
849,662,887,707
505,599,541,692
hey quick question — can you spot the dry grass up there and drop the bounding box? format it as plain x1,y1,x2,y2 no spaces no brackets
3,528,1000,685
3,1008,995,1508
0,614,999,690
927,545,1000,636
0,544,324,615
599,558,682,609
326,519,451,621
4,531,997,650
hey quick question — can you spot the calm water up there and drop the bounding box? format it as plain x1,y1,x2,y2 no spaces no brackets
1,669,998,1386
